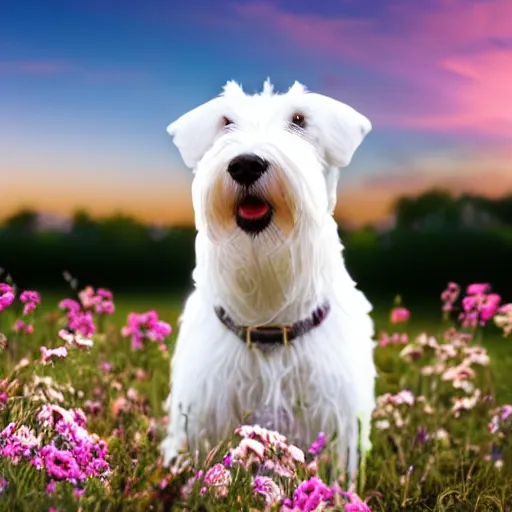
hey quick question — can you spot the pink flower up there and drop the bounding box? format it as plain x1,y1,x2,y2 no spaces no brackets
58,329,93,348
0,284,15,312
78,286,115,315
441,282,460,312
378,332,408,347
111,397,129,417
233,437,265,461
376,390,415,409
479,293,501,322
67,310,96,337
84,400,102,415
13,320,34,335
340,490,372,512
20,290,41,315
99,362,112,373
78,286,96,308
442,363,475,384
390,307,410,324
96,288,113,300
308,432,326,455
452,389,481,417
501,405,512,421
462,346,490,366
202,463,231,497
121,311,172,351
494,304,512,337
378,332,391,347
286,477,334,511
253,476,282,508
59,298,81,312
460,285,501,327
466,283,490,295
40,346,68,364
391,332,409,344
96,300,115,315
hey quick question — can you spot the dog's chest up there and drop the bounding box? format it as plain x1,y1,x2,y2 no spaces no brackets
226,344,337,445
224,248,296,323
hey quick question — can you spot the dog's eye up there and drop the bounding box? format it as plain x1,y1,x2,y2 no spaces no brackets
291,113,306,128
223,116,233,127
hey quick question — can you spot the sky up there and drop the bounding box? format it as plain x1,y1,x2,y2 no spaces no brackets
1,0,511,227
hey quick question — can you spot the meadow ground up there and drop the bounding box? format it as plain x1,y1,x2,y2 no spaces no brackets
1,284,511,511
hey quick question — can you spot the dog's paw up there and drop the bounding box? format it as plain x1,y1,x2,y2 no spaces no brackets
160,436,181,467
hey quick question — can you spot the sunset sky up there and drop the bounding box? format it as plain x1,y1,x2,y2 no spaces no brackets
2,0,511,227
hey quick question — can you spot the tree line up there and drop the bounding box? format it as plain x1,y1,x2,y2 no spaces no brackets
1,190,511,300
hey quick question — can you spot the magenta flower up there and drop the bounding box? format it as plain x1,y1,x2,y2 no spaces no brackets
340,490,372,512
286,477,334,511
390,307,410,324
13,320,34,335
59,298,81,312
67,310,96,337
20,290,40,303
121,311,172,351
460,285,501,327
466,283,490,295
0,283,15,312
20,290,41,315
0,424,41,463
308,432,326,455
479,294,501,322
46,480,57,494
96,288,113,300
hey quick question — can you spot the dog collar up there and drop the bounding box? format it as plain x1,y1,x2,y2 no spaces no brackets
214,302,331,348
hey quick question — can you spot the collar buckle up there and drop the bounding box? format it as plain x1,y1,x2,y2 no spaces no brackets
245,324,291,349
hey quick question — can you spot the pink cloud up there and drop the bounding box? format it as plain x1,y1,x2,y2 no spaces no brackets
233,0,512,137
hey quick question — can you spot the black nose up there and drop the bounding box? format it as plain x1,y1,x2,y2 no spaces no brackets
227,154,269,185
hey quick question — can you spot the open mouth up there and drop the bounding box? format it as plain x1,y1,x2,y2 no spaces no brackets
235,195,273,234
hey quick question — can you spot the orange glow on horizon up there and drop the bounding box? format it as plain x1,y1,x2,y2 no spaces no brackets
3,150,511,228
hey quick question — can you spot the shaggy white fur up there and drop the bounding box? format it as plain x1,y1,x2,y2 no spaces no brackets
161,79,377,481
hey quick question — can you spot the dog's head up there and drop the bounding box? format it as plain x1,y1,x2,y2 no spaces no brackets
167,80,371,243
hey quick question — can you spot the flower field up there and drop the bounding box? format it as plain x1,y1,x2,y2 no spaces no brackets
1,272,512,511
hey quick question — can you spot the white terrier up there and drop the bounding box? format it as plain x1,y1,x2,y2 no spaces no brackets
161,80,376,480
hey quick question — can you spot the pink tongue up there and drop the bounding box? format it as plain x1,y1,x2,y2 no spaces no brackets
238,202,270,220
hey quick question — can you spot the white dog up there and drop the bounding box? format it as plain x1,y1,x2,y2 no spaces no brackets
161,80,376,480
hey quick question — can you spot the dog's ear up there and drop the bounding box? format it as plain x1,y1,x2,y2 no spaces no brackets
303,93,372,168
166,97,228,169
